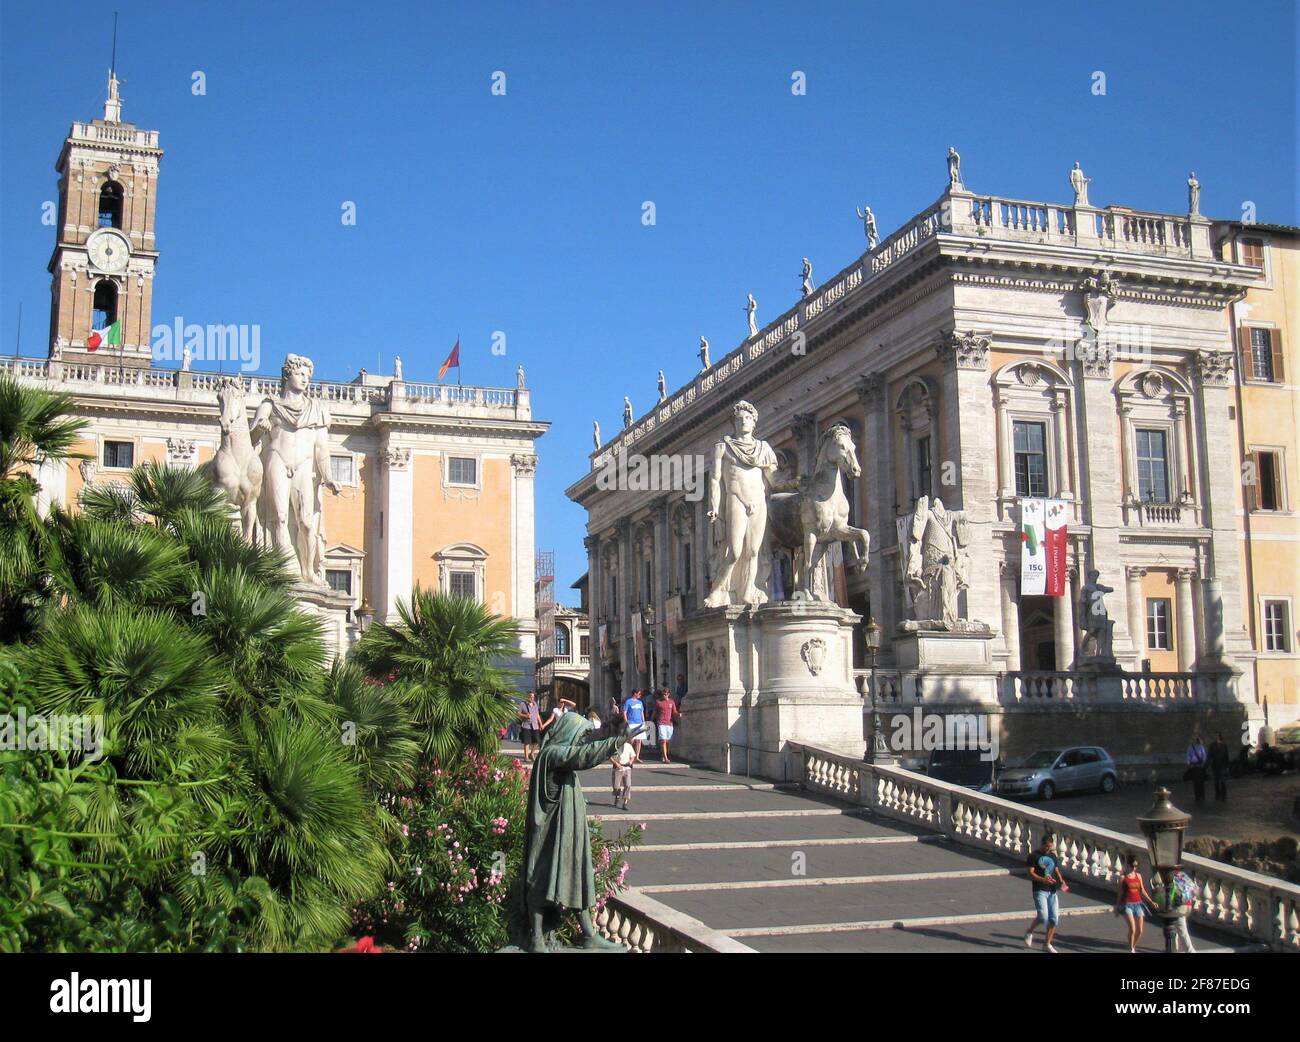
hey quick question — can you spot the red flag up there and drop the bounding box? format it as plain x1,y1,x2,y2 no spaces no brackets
437,340,460,381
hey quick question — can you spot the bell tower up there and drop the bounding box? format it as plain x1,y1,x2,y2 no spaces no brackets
47,70,163,366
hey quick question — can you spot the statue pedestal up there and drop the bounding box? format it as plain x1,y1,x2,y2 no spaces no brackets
292,583,356,659
892,624,999,705
676,601,863,780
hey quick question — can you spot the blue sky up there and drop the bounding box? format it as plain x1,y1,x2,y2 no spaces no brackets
2,0,1296,602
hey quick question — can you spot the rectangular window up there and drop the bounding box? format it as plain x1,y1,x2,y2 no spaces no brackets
330,455,355,486
1263,600,1291,653
325,569,353,596
449,570,477,600
579,635,590,659
1013,420,1048,498
1146,599,1172,651
682,543,692,592
1249,450,1282,511
915,435,932,500
447,457,477,485
1250,328,1275,383
1240,237,1265,268
102,440,134,469
643,560,653,602
1135,429,1170,504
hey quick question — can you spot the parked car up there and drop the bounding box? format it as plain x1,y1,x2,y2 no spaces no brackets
996,746,1118,800
921,747,1000,792
1273,724,1300,770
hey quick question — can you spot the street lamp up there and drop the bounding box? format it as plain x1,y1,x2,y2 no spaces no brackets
862,617,893,764
643,603,657,691
354,599,374,634
1137,787,1192,953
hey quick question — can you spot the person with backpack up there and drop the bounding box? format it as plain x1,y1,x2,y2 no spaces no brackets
1167,868,1199,953
1114,854,1157,952
1024,832,1069,953
621,689,646,762
1185,734,1208,804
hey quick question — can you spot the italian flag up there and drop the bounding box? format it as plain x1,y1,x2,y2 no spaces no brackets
86,321,122,351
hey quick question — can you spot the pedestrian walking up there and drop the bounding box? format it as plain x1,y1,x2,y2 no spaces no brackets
621,690,646,761
1185,733,1208,803
610,737,636,810
1208,733,1230,802
643,688,658,749
518,691,542,762
674,673,688,707
1167,867,1199,953
1024,832,1068,953
1114,854,1157,953
654,687,679,763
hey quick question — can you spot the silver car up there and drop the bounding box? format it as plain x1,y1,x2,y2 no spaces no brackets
996,746,1117,800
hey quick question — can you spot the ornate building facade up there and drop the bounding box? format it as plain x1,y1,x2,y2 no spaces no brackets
7,75,547,679
569,160,1290,759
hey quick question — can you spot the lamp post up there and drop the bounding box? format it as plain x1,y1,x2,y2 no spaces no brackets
1137,787,1192,953
643,603,657,691
862,617,893,764
354,599,373,633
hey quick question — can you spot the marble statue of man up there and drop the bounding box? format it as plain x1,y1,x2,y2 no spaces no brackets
856,206,879,248
801,258,813,297
622,396,633,428
698,336,711,370
393,355,403,381
1079,569,1115,660
1187,171,1200,216
657,369,667,401
517,365,526,389
182,345,191,372
250,354,340,586
947,146,962,187
703,400,778,608
904,495,971,628
1070,162,1091,207
745,293,758,338
592,419,601,450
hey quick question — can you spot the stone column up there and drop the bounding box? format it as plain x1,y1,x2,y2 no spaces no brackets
511,453,539,666
995,391,1013,502
617,519,633,697
1126,567,1147,669
1074,334,1137,661
1193,351,1252,681
1202,577,1227,665
935,331,998,629
378,444,413,620
1000,561,1021,671
857,373,894,640
585,533,602,709
1176,568,1198,672
1053,583,1075,671
1051,392,1073,498
653,495,671,690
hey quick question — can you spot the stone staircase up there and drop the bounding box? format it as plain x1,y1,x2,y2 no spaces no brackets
578,758,1258,953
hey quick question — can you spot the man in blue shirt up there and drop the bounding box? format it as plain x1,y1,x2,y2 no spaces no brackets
1023,832,1068,952
621,690,646,761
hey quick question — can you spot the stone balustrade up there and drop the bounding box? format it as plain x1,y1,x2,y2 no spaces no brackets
794,743,1300,951
0,356,529,421
595,889,756,953
1005,670,1223,703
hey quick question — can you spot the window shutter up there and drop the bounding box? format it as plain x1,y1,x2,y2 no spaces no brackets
1239,327,1255,381
1245,450,1260,511
1270,328,1284,383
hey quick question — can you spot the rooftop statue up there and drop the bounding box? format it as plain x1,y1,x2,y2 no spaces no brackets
1070,161,1092,207
745,293,758,338
801,258,814,298
856,205,879,248
947,146,963,187
698,336,711,370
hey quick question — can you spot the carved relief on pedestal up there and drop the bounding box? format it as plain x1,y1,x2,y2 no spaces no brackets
800,637,828,675
692,639,727,684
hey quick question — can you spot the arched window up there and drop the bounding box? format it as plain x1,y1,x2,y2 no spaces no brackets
91,280,118,331
98,181,124,229
555,624,570,660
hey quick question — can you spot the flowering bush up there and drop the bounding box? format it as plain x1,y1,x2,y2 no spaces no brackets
351,751,641,952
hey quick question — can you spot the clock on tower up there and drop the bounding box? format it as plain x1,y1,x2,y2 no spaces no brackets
46,70,163,367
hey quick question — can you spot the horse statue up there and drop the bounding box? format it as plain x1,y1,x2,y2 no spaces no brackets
767,422,870,600
210,378,263,543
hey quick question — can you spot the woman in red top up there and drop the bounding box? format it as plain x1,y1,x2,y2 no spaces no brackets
1115,854,1156,952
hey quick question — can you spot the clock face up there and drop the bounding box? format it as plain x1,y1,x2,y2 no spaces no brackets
87,229,130,273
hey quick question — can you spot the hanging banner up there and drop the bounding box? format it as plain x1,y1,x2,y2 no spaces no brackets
632,611,647,673
598,623,608,658
1020,499,1047,596
664,595,682,637
1021,499,1068,597
1043,498,1069,597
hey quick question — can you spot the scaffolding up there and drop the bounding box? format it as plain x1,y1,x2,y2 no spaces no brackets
535,550,555,706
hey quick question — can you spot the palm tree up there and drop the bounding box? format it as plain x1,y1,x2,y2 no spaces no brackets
353,587,522,763
0,374,86,640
